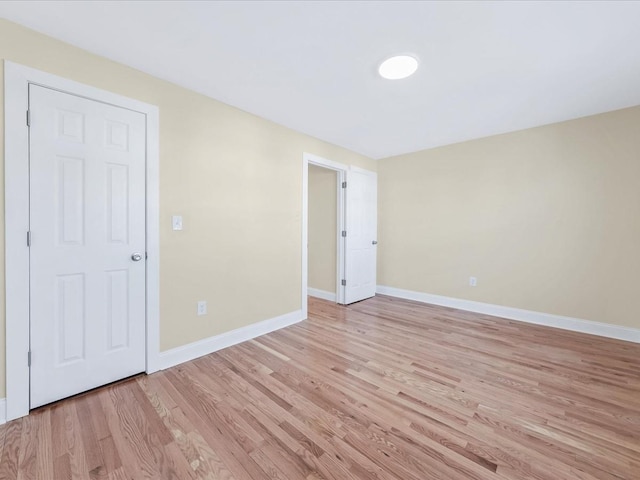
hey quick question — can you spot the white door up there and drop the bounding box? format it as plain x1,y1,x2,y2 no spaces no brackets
344,168,377,304
29,85,147,408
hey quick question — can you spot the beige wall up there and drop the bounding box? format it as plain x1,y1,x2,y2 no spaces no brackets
308,165,337,294
378,106,640,329
0,19,376,397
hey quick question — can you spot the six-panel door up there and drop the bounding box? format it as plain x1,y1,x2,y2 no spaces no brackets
29,85,147,408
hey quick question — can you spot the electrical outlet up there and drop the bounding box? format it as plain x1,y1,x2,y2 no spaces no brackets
172,215,183,231
469,276,477,287
197,301,207,315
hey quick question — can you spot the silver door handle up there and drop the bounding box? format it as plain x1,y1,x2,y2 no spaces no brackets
131,253,143,262
372,241,378,245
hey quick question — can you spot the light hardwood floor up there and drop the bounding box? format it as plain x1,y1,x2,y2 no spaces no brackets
1,295,639,479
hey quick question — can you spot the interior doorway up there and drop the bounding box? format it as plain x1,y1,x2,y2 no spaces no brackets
302,153,378,318
4,61,160,422
308,164,340,302
302,154,346,315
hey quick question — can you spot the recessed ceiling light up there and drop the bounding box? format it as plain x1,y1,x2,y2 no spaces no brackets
378,55,418,80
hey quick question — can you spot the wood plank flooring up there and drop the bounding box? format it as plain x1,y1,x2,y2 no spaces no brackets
1,295,639,479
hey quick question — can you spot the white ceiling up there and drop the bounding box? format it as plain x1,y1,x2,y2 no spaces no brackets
2,1,640,159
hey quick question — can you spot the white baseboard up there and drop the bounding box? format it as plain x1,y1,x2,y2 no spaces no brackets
0,398,6,425
159,309,304,370
376,285,640,344
308,287,337,302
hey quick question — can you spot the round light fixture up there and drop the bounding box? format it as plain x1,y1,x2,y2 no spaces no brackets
378,55,418,80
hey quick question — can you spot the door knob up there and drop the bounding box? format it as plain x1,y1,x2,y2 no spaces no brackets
372,240,378,245
131,253,143,262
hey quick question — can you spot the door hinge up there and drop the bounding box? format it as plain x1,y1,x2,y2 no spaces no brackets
341,230,347,237
342,181,347,188
341,279,346,286
26,110,30,127
145,252,148,260
27,231,31,247
28,351,31,367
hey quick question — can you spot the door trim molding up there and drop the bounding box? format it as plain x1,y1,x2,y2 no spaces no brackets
0,398,6,425
3,61,160,421
302,153,348,318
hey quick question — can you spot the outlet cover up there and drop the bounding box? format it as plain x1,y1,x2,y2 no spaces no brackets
469,276,477,287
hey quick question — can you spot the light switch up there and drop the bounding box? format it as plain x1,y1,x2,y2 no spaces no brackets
197,301,207,316
172,215,183,231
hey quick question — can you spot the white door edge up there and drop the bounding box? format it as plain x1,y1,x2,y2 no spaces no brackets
302,153,349,318
4,61,160,421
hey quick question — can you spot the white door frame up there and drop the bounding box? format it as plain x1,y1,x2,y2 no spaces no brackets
302,153,347,318
4,61,161,421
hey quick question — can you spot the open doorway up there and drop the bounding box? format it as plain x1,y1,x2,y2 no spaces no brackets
302,153,378,318
308,164,341,302
302,154,346,315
